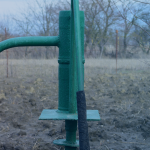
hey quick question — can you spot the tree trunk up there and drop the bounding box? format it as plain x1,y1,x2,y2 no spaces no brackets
88,44,94,58
25,47,28,58
123,37,127,58
100,45,104,59
45,46,49,59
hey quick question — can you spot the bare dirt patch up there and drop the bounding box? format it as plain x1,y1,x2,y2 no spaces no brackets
0,59,150,150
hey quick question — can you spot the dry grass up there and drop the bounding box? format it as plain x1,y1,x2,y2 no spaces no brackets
0,58,149,78
0,58,149,68
84,58,150,69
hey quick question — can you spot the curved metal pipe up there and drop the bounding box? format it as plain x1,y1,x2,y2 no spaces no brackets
0,36,59,52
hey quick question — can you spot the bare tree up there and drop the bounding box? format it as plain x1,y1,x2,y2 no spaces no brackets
0,15,14,40
81,0,116,58
96,0,117,58
13,0,59,59
13,0,58,36
112,0,144,57
134,17,150,54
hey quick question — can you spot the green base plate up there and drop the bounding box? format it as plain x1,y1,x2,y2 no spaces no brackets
53,139,79,147
39,109,100,121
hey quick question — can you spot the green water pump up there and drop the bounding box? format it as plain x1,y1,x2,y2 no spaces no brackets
0,0,100,149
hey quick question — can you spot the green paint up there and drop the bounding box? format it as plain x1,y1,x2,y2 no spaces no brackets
58,11,71,113
0,36,59,52
65,120,77,143
69,11,85,114
53,139,79,147
53,120,79,150
73,0,84,91
39,109,100,121
58,11,86,149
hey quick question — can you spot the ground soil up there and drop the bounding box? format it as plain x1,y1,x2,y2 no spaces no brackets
0,63,150,150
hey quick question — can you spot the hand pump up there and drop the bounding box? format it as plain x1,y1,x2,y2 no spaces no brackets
0,1,100,150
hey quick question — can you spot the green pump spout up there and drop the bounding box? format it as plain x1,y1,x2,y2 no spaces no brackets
0,36,59,52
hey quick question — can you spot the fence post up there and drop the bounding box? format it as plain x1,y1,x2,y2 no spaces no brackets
5,28,8,78
116,30,118,74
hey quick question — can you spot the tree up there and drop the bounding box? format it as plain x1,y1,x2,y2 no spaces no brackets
95,0,117,58
81,0,116,58
132,4,150,55
0,15,14,40
112,0,143,57
13,0,59,59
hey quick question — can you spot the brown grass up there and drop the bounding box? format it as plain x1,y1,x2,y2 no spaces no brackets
0,58,149,78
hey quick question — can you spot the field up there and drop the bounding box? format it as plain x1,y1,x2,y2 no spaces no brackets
0,58,150,150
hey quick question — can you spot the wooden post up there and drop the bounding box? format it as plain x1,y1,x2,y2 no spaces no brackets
5,28,8,78
116,30,118,74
